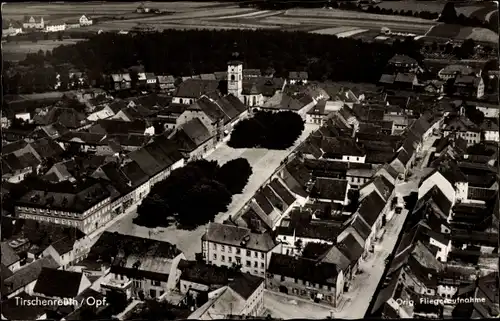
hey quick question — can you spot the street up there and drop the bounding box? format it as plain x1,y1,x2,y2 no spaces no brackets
107,124,319,259
264,290,334,319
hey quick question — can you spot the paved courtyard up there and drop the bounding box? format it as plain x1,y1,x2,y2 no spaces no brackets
108,124,319,259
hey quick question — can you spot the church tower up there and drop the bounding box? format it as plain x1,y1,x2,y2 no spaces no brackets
227,44,243,102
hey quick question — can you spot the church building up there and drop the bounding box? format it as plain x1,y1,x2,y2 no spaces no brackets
173,48,285,107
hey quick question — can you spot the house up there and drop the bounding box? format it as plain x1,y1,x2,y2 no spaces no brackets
89,119,155,136
453,75,485,99
443,114,481,146
79,14,93,26
480,118,499,142
187,272,265,319
348,190,387,254
145,72,157,88
127,135,185,188
34,106,87,129
474,101,499,118
419,160,467,204
256,92,317,120
306,101,330,125
276,210,343,255
387,54,421,73
172,79,220,105
92,232,185,300
320,136,366,163
168,117,214,161
45,21,66,32
309,177,350,205
33,268,91,299
15,179,113,235
157,75,176,93
2,20,23,37
288,71,309,85
423,80,445,94
1,255,60,299
201,222,282,277
175,94,247,142
1,242,22,272
380,72,418,89
266,253,344,307
1,152,40,183
110,73,132,91
438,64,475,80
22,16,45,29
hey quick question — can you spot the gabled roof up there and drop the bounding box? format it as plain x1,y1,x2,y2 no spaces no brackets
1,255,60,296
268,253,338,285
203,222,277,253
395,72,417,83
172,118,212,152
389,54,418,65
33,268,84,298
357,191,386,228
1,242,21,267
191,96,227,123
174,79,220,98
310,178,348,201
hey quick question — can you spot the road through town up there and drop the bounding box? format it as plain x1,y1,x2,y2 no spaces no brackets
107,124,319,259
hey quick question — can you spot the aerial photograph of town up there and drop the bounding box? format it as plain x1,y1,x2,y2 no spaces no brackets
1,0,499,320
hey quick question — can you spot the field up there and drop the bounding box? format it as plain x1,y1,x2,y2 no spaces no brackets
375,0,498,19
2,2,227,20
2,39,87,61
426,24,498,43
284,8,435,23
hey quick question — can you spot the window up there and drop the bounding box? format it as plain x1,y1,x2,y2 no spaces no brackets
254,261,258,268
236,248,241,255
236,257,241,264
246,260,251,267
254,252,258,258
261,262,264,268
247,250,251,256
231,75,235,81
150,289,156,298
229,257,233,263
213,243,217,250
280,275,285,282
261,253,264,259
294,278,298,283
151,280,161,286
228,247,232,253
221,255,225,262
213,254,217,260
221,245,225,252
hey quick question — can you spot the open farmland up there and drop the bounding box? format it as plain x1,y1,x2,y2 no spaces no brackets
2,2,229,20
375,0,496,17
426,24,498,43
284,8,436,23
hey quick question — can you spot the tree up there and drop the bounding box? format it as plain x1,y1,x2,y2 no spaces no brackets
439,2,457,24
465,105,485,126
135,159,250,229
216,158,253,194
229,111,305,150
457,39,476,59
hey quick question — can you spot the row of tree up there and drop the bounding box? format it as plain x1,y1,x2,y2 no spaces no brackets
135,159,252,229
229,111,305,149
27,30,421,85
